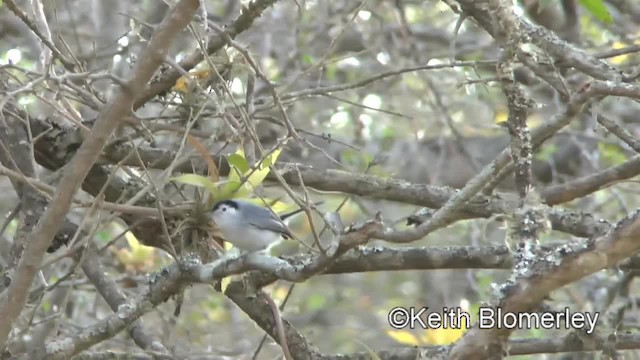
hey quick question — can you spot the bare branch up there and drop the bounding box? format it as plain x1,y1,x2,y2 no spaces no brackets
451,0,622,81
79,245,170,355
542,155,640,205
320,333,640,359
135,0,279,109
23,263,185,360
0,0,200,350
448,210,640,359
3,0,74,69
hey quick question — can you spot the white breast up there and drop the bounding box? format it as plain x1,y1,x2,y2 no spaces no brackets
217,222,282,252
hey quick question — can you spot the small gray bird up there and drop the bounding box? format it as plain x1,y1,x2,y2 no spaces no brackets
211,199,318,252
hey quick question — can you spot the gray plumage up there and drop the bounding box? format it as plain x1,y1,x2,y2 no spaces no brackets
211,199,312,252
234,200,294,237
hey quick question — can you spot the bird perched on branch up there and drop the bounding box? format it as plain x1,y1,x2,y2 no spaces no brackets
211,199,322,253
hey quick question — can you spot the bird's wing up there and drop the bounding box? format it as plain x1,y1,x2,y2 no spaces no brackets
248,217,294,238
242,201,316,238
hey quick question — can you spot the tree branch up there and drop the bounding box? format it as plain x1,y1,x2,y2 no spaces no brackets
452,0,622,81
134,0,279,109
448,210,640,359
0,0,200,351
79,245,170,355
320,333,640,359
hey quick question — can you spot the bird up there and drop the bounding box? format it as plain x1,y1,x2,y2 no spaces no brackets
210,199,320,252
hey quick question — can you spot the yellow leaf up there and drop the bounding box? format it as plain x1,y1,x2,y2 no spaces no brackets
220,276,231,293
115,248,132,265
224,241,233,251
217,242,236,292
494,108,508,124
205,306,229,322
126,231,153,254
385,330,421,346
609,41,630,65
526,113,543,129
173,75,191,93
270,285,290,302
172,69,212,93
125,231,155,265
194,69,211,80
113,231,156,273
423,327,466,345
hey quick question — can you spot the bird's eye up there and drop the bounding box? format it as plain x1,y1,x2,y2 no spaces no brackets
222,207,226,212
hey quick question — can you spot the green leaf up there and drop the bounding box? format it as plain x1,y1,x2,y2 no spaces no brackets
579,0,612,24
171,174,220,197
227,153,250,174
42,301,52,313
325,64,337,81
212,148,283,199
302,54,314,65
97,230,111,243
220,181,250,198
307,294,328,311
535,144,558,161
599,143,626,165
227,149,245,185
244,148,283,189
341,149,375,171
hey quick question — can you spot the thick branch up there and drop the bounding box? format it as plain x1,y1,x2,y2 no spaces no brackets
448,210,640,359
23,263,184,360
80,245,170,354
543,155,640,205
321,333,640,359
453,0,622,81
0,102,48,268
